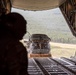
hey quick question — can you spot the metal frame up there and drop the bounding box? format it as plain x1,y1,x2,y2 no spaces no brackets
0,0,11,14
59,0,76,37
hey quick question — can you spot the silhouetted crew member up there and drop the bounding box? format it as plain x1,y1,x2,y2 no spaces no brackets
0,12,28,75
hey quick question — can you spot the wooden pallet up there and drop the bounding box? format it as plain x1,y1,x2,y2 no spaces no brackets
29,54,52,57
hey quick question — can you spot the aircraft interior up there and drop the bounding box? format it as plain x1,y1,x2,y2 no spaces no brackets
0,0,76,75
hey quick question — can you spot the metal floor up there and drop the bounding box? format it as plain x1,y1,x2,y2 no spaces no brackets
28,57,76,75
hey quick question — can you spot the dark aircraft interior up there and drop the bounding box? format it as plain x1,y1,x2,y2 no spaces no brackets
0,0,76,75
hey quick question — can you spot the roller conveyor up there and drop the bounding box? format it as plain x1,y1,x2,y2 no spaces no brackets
61,57,76,65
28,57,76,75
50,58,76,75
28,58,44,75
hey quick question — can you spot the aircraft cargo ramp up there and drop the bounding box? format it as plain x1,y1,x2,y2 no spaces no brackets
28,57,76,75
